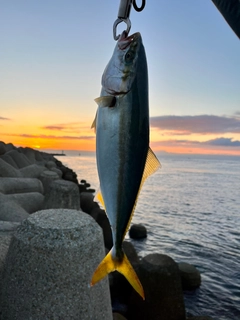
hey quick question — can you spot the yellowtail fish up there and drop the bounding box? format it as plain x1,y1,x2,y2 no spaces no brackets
91,31,161,299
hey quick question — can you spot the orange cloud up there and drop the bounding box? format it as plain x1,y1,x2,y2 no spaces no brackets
41,122,90,133
0,116,11,121
3,133,94,140
1,132,95,151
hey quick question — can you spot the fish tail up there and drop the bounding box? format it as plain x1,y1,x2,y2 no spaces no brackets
91,249,145,300
116,251,145,300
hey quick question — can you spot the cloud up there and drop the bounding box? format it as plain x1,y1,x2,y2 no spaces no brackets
205,137,240,147
0,116,11,121
151,137,240,149
151,139,200,146
43,125,66,130
2,133,94,140
41,122,90,133
150,115,240,135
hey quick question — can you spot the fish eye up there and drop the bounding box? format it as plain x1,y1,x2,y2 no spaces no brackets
124,50,135,63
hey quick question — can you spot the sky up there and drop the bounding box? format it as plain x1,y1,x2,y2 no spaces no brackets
1,0,240,155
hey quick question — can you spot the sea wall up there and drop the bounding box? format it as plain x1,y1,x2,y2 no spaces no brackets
0,141,212,320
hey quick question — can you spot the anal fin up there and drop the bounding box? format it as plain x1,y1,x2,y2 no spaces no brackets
91,111,97,131
94,188,106,210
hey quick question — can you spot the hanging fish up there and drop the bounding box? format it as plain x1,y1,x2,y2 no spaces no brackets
91,31,161,299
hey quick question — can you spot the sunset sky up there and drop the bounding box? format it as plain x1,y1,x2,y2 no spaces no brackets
1,1,240,155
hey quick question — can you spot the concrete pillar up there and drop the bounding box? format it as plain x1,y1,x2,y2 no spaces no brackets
43,179,80,210
0,209,112,320
39,170,59,193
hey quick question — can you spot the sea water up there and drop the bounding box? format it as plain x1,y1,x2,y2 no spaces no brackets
56,153,240,320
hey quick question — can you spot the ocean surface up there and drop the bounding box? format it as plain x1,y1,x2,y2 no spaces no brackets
56,152,240,320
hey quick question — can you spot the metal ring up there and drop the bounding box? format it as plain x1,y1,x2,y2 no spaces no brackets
133,0,145,12
113,18,131,40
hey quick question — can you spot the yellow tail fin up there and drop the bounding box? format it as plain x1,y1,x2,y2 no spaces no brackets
91,249,145,300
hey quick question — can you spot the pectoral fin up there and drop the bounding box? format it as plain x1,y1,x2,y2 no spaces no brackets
92,96,116,130
94,96,116,108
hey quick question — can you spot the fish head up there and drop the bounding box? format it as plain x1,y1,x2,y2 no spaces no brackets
102,32,143,95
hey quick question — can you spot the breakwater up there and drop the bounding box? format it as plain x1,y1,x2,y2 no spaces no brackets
0,141,211,320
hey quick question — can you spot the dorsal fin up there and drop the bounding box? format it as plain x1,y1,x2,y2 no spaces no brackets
142,147,161,182
123,147,161,238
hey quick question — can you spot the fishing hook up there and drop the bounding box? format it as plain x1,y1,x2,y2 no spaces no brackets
113,0,146,40
113,18,131,41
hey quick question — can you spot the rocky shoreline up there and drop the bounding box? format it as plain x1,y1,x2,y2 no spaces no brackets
0,141,212,320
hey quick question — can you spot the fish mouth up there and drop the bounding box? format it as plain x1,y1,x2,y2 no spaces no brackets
118,32,141,50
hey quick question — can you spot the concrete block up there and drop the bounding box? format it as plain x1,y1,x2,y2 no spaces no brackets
0,233,14,305
45,160,56,169
50,167,63,178
34,150,45,162
0,209,112,320
0,158,21,178
0,178,44,194
95,208,113,250
0,233,12,305
17,147,24,153
43,179,80,210
80,192,98,214
20,164,46,178
6,150,31,168
5,192,44,214
129,224,147,239
39,170,59,194
0,154,18,168
0,194,29,222
5,143,16,152
0,141,6,155
0,221,20,232
127,254,186,320
41,152,55,162
21,147,36,164
0,234,12,272
178,262,201,290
